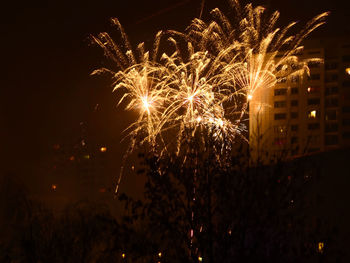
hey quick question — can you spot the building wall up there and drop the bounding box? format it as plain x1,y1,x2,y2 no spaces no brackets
249,37,350,163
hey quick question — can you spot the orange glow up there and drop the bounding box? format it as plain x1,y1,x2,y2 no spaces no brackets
346,68,350,75
198,256,203,262
69,156,75,161
53,144,60,150
100,147,107,152
318,242,324,253
158,252,162,257
122,253,126,259
51,184,57,191
247,94,253,101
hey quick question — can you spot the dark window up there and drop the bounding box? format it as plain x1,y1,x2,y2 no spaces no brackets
291,76,299,83
308,148,320,153
325,123,338,132
343,119,350,126
291,149,299,155
308,51,321,55
308,61,320,68
342,132,350,139
291,87,298,94
274,101,287,108
325,135,338,145
343,81,350,87
274,113,287,120
291,100,298,107
274,89,287,96
343,106,350,113
325,86,338,95
308,135,319,144
342,55,350,62
291,125,298,131
325,62,338,70
308,123,320,130
277,78,287,83
325,110,337,120
276,65,283,71
325,98,338,107
309,74,320,80
325,74,338,83
308,98,320,105
274,137,287,145
291,112,298,119
291,136,298,144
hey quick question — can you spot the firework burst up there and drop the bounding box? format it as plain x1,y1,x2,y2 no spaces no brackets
91,1,328,192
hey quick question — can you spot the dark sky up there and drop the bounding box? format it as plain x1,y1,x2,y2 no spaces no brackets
1,0,350,196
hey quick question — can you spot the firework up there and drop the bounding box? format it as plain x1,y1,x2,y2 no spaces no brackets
91,1,328,192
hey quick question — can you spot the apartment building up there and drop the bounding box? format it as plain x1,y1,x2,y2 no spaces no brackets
249,37,350,162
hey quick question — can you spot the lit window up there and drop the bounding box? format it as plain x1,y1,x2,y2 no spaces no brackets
274,125,286,134
308,110,317,118
318,242,324,254
307,86,320,93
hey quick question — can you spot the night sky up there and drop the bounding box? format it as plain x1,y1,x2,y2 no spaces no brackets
2,0,350,199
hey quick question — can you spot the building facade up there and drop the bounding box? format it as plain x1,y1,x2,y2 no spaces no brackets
249,37,350,162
